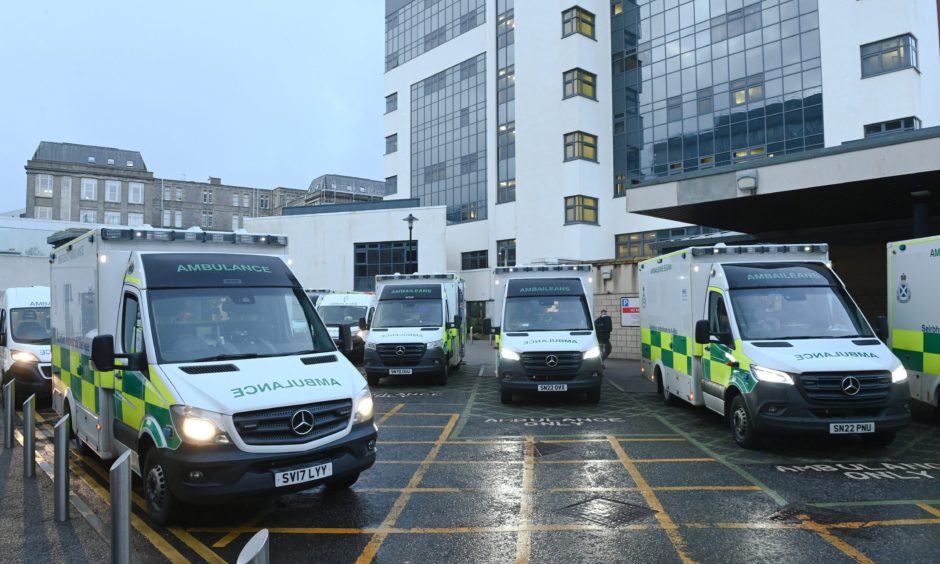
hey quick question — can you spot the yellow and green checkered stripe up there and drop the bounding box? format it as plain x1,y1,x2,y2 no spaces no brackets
53,344,100,414
893,329,940,375
703,340,756,393
641,328,692,376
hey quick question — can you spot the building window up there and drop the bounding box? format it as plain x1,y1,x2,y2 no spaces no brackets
864,116,921,138
127,213,144,227
203,189,213,204
563,68,597,100
175,211,182,228
176,188,183,201
232,214,240,229
385,0,485,70
614,174,626,198
861,34,917,78
385,175,397,195
35,174,53,197
731,76,764,106
126,160,134,167
59,177,72,221
461,250,488,270
104,180,121,203
80,208,97,223
616,232,653,259
385,134,398,154
353,240,418,292
385,92,398,113
163,186,171,200
162,210,171,227
562,6,595,39
565,195,598,225
34,206,52,220
496,239,516,267
81,178,98,200
128,182,144,204
259,194,269,210
242,194,249,207
564,131,598,162
201,211,213,228
232,193,239,207
104,211,122,225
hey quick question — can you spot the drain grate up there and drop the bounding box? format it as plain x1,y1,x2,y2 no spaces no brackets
767,503,862,525
559,497,657,527
533,442,569,457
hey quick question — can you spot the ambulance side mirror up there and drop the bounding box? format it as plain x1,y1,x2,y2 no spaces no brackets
694,321,710,345
875,315,888,342
0,331,6,347
449,315,462,331
359,317,368,331
91,335,116,372
337,323,354,355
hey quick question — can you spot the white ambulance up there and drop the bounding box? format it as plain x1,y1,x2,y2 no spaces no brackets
0,286,52,404
887,236,940,413
316,292,377,363
640,244,909,448
50,227,376,524
363,273,465,386
491,265,603,404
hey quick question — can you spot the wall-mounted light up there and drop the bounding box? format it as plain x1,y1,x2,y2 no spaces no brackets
736,169,758,193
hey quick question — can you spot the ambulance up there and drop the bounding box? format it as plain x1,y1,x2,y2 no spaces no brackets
50,227,377,524
491,265,602,404
363,273,465,386
639,244,910,448
0,286,52,403
887,236,940,413
316,292,376,363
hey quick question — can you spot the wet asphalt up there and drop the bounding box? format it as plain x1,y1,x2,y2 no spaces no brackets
33,341,940,563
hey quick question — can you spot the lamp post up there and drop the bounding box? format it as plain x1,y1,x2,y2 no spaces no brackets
402,213,418,272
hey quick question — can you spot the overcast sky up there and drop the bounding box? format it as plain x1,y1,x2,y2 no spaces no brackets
0,1,385,211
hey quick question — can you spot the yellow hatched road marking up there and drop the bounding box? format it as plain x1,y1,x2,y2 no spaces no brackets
212,516,263,548
356,414,459,564
376,403,404,425
515,436,535,564
798,514,873,564
608,435,695,564
916,503,940,518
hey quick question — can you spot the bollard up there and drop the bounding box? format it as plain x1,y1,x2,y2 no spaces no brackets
110,451,132,564
3,380,14,449
23,394,36,478
54,414,70,522
236,529,270,564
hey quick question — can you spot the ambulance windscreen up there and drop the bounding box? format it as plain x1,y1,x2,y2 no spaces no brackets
724,263,836,289
503,278,591,332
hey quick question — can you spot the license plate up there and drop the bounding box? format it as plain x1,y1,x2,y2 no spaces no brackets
389,368,413,375
830,422,875,434
275,461,333,487
538,384,568,392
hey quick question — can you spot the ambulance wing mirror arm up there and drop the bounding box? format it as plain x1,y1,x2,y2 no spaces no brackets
0,331,5,347
359,317,368,331
875,315,888,342
90,335,116,372
694,321,710,345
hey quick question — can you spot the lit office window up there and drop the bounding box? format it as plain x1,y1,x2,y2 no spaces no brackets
564,131,598,162
563,68,597,100
35,174,53,197
861,35,917,77
562,6,595,39
564,195,598,225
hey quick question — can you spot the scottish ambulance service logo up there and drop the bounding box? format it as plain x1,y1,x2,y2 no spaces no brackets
896,274,911,304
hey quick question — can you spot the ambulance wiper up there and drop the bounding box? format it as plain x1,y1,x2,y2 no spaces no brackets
189,353,263,362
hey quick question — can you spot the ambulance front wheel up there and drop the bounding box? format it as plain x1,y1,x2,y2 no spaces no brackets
144,448,179,525
730,395,762,449
657,369,680,407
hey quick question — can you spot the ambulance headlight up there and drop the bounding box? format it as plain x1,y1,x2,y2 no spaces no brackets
11,350,39,363
354,387,374,423
750,365,794,385
891,365,908,384
170,406,231,445
426,339,443,349
500,348,520,361
364,341,377,351
583,346,601,360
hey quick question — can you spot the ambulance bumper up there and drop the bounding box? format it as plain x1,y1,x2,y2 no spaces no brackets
2,363,52,402
745,382,911,435
498,356,603,393
161,421,377,503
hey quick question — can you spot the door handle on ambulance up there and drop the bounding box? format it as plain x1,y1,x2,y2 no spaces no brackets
114,371,123,380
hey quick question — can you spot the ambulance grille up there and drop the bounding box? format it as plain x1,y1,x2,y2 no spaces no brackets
797,371,891,403
40,365,53,379
233,399,352,445
377,343,426,365
520,351,583,378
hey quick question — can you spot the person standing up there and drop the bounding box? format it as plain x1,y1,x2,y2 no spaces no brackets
595,309,612,360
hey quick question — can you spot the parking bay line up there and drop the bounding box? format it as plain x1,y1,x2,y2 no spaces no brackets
515,436,535,564
373,457,715,465
355,413,459,564
379,437,687,445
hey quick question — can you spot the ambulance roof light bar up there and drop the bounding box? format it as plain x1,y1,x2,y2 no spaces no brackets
494,264,591,275
100,227,287,246
375,273,458,281
689,244,827,257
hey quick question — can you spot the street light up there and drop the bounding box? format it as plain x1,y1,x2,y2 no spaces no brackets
402,213,418,272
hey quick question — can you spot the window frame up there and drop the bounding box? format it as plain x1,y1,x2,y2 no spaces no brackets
81,178,98,201
863,116,921,138
460,250,489,270
564,195,599,225
564,131,598,162
105,180,122,203
562,68,597,100
127,212,144,227
34,206,52,220
385,133,398,154
562,6,595,39
385,92,398,114
496,239,516,267
128,182,144,204
860,34,918,78
104,211,122,225
35,174,54,198
79,208,97,223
